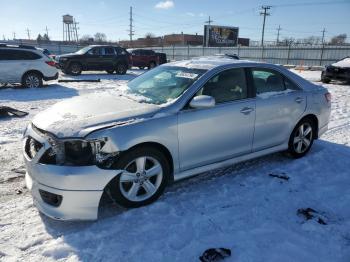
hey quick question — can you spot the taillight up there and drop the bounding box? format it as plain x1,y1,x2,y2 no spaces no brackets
325,92,331,103
45,61,56,67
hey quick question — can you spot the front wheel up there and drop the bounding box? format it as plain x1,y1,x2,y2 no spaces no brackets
22,72,43,88
321,72,331,83
288,119,315,158
148,61,156,69
108,147,170,208
68,62,82,75
116,63,127,75
106,69,115,74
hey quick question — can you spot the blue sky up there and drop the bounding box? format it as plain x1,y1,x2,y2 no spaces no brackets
1,0,349,42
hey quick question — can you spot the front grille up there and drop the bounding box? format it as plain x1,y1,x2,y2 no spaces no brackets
25,136,43,159
39,189,62,207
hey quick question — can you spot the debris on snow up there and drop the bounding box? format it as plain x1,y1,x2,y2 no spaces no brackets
268,172,290,181
297,208,328,225
199,248,231,262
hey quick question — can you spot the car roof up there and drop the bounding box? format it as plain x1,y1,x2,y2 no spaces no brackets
167,56,264,70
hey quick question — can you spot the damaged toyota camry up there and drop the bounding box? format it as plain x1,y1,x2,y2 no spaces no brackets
23,57,331,220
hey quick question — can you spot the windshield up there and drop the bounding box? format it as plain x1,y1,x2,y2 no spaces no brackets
75,46,91,55
127,66,206,105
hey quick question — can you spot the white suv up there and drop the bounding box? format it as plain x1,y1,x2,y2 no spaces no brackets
0,44,58,88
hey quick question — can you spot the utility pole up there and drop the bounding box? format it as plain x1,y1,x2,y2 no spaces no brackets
13,32,16,40
276,25,281,45
3,35,5,41
260,6,271,47
321,28,326,45
128,6,134,46
204,15,213,47
26,28,31,40
45,26,49,38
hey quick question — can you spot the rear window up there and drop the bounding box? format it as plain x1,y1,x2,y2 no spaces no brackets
0,49,41,60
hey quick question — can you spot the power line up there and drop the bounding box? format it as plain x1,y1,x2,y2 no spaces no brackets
260,6,271,47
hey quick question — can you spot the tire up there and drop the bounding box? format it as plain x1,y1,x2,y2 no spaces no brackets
108,146,171,208
139,66,145,70
22,72,43,88
106,70,115,74
116,63,127,75
288,118,315,158
148,61,156,69
321,72,331,84
68,62,82,75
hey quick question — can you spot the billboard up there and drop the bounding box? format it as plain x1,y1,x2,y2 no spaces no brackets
204,25,239,47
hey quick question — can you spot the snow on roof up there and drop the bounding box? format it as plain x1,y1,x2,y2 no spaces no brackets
167,57,257,70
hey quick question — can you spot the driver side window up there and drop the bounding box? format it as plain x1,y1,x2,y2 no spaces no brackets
196,68,248,104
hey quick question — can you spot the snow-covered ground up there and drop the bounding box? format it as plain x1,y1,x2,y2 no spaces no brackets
0,69,349,262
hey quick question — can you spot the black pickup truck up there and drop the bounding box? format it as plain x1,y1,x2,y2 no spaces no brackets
56,45,131,75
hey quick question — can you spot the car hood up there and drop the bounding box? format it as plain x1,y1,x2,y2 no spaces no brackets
331,58,350,68
56,53,79,60
32,94,160,138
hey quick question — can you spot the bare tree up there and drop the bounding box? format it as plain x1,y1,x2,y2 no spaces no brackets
80,34,93,43
330,34,347,45
94,32,107,43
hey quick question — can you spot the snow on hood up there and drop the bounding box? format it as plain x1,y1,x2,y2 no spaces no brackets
32,93,159,138
331,58,350,68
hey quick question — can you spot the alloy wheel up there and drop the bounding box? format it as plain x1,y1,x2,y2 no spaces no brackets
119,156,163,202
25,75,40,88
293,122,313,154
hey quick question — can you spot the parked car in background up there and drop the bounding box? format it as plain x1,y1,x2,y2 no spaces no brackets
0,44,58,88
23,57,331,220
321,57,350,83
56,45,130,75
128,49,167,69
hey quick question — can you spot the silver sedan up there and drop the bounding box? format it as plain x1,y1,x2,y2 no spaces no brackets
23,57,331,220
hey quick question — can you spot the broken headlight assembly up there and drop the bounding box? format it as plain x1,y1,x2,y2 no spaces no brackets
40,137,118,168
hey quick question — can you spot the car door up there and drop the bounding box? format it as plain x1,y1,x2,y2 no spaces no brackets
0,49,11,83
250,67,307,151
0,49,31,83
85,47,103,70
177,67,256,171
131,50,142,67
102,47,117,70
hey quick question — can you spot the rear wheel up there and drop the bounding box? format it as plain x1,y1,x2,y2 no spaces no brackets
108,147,170,208
22,72,43,88
106,69,115,74
288,119,315,158
148,61,156,69
116,63,127,75
68,62,82,75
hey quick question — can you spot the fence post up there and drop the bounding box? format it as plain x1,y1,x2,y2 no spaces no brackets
319,44,325,66
58,43,62,55
286,44,291,65
172,45,175,60
261,46,264,61
187,45,190,59
237,45,240,57
202,45,205,56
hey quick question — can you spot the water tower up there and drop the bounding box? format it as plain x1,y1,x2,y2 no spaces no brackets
63,14,78,42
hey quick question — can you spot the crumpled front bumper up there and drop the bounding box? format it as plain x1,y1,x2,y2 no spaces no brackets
23,124,122,221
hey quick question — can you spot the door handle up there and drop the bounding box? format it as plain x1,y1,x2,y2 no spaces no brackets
295,97,304,103
240,107,254,115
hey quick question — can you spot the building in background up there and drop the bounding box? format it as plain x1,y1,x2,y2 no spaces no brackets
163,33,203,46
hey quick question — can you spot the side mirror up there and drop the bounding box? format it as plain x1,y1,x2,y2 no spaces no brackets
189,95,215,109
